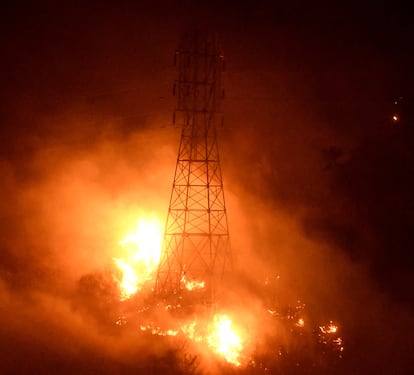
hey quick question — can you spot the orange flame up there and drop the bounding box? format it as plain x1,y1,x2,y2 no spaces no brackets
207,314,244,367
296,318,305,327
320,321,338,334
180,313,246,366
181,321,203,343
180,274,205,291
113,214,163,300
140,324,178,336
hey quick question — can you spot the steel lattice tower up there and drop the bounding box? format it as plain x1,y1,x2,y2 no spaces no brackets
155,32,231,303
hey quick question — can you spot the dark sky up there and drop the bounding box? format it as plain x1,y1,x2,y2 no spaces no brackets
1,1,413,374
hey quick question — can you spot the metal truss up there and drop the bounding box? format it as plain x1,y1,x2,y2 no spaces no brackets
155,31,232,303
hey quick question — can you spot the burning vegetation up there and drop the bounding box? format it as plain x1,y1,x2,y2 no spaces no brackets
81,212,344,374
2,3,414,374
3,103,411,375
113,214,163,300
108,214,248,367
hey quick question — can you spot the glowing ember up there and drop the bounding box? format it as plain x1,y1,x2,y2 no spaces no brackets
115,316,128,326
320,321,338,334
181,274,205,291
207,314,244,367
140,323,178,336
317,321,344,357
113,214,163,300
296,318,305,327
181,321,203,342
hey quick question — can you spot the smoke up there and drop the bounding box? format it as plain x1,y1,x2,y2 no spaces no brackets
0,104,184,373
216,26,414,371
1,2,413,374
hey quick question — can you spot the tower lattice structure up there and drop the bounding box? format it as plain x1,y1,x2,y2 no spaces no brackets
155,32,232,303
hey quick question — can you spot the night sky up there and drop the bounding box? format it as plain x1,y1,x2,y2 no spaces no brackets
1,2,413,374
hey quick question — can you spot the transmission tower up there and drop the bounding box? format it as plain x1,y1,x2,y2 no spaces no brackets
155,32,232,304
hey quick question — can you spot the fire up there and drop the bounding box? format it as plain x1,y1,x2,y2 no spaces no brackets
296,318,305,327
113,214,163,300
181,274,205,291
181,321,203,342
207,314,244,367
179,314,246,366
140,323,178,336
113,258,139,298
318,321,344,356
319,321,338,334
